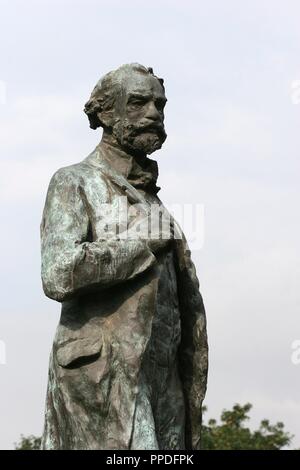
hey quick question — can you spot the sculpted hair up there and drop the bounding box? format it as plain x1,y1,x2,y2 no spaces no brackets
84,63,165,130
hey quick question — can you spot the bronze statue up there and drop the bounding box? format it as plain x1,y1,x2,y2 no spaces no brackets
40,63,208,450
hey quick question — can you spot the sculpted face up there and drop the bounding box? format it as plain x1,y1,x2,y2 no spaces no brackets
112,71,167,156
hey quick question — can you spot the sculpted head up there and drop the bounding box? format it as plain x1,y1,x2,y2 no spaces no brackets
84,63,167,156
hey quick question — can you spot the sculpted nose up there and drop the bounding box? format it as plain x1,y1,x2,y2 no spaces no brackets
144,101,161,121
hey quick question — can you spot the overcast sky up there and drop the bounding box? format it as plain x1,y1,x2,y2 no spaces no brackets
0,0,299,449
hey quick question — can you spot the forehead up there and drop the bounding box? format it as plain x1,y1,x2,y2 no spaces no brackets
122,72,166,99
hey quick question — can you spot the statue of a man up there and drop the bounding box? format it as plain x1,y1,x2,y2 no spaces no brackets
40,63,208,450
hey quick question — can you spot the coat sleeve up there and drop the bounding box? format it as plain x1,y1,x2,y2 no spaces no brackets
174,234,208,450
40,168,157,302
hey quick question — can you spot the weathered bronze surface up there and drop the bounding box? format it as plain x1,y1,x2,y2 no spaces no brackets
40,63,208,450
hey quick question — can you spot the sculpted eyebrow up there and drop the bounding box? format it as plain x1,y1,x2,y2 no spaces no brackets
127,94,167,105
127,93,152,101
156,97,167,104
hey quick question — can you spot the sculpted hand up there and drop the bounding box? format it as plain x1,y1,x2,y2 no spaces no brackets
125,205,175,254
146,222,174,254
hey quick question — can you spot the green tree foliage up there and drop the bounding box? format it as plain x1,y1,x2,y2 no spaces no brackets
201,403,293,450
14,434,41,450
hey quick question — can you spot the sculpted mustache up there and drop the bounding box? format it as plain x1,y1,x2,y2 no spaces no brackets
126,123,166,135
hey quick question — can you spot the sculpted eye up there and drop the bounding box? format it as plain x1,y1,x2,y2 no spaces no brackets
128,98,146,109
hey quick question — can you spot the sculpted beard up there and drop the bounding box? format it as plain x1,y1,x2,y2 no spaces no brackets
113,119,167,155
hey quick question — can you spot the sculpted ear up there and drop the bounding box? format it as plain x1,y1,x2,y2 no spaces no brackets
96,108,115,129
84,93,116,130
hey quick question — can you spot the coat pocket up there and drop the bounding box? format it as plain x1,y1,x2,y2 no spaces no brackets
56,336,103,368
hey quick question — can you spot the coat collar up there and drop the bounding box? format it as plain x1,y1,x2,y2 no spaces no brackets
83,145,150,207
85,141,161,195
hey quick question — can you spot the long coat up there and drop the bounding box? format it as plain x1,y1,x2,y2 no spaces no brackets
40,147,208,450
